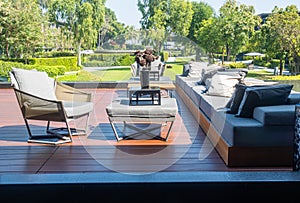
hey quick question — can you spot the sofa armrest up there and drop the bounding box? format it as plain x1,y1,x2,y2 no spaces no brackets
253,105,295,126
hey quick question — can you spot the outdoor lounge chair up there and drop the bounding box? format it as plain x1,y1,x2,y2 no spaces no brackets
10,68,93,145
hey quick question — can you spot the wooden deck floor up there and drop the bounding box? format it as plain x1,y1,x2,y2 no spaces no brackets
0,88,292,175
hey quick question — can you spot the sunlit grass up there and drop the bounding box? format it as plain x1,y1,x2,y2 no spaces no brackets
247,70,273,80
56,70,102,82
92,67,132,81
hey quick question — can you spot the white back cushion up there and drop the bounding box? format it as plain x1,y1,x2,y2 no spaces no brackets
12,68,57,100
206,73,241,98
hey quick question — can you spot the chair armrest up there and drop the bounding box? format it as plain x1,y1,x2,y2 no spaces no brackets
55,82,92,102
14,88,66,120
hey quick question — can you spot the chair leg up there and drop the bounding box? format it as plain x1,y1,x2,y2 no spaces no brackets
24,119,71,145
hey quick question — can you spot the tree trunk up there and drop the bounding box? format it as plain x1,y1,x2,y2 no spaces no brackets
279,58,283,75
221,46,225,65
295,55,300,74
77,42,82,67
5,43,9,58
226,44,230,61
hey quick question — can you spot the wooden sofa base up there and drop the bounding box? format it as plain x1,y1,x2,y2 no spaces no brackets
176,84,293,167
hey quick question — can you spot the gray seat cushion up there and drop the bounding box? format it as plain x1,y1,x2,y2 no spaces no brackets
26,101,93,119
200,94,230,119
106,98,178,118
253,105,296,126
63,101,94,118
212,111,293,147
288,92,300,104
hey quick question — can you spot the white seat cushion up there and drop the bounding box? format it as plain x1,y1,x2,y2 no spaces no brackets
106,98,178,118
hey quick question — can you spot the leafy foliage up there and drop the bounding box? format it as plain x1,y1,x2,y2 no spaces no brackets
30,57,80,72
0,0,43,58
218,0,261,61
49,0,106,65
0,60,66,77
259,5,300,74
138,0,193,36
188,1,214,44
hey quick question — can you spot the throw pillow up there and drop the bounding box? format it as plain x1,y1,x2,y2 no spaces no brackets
205,73,241,98
197,64,226,85
236,84,293,118
227,80,282,114
182,64,190,76
227,83,250,114
187,61,208,78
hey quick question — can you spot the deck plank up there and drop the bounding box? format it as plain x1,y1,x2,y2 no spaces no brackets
0,88,292,175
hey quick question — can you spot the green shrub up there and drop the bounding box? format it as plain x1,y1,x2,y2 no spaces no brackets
227,62,247,69
270,75,300,80
83,53,133,67
34,51,76,58
30,57,79,72
0,61,27,77
113,55,135,66
82,60,113,67
253,58,282,69
0,60,66,78
270,59,281,68
27,65,66,77
253,58,265,66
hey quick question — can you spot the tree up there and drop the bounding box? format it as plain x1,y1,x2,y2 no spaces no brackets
49,0,105,66
188,1,214,44
137,0,193,54
0,0,43,59
195,17,224,63
138,0,193,36
260,5,300,75
218,0,261,62
98,8,127,49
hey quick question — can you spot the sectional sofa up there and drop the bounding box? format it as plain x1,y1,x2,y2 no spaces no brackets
176,62,300,167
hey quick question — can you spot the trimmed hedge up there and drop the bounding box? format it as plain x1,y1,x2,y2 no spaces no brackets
0,60,66,78
34,51,76,58
113,55,135,66
223,62,247,69
83,53,133,67
29,57,80,72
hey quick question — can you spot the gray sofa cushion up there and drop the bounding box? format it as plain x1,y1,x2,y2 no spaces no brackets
212,111,293,147
288,92,300,104
176,75,203,107
200,94,230,119
176,74,295,148
237,84,293,118
253,105,295,126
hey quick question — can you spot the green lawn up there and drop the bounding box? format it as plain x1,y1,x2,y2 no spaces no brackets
92,67,132,81
55,60,289,85
57,60,188,82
